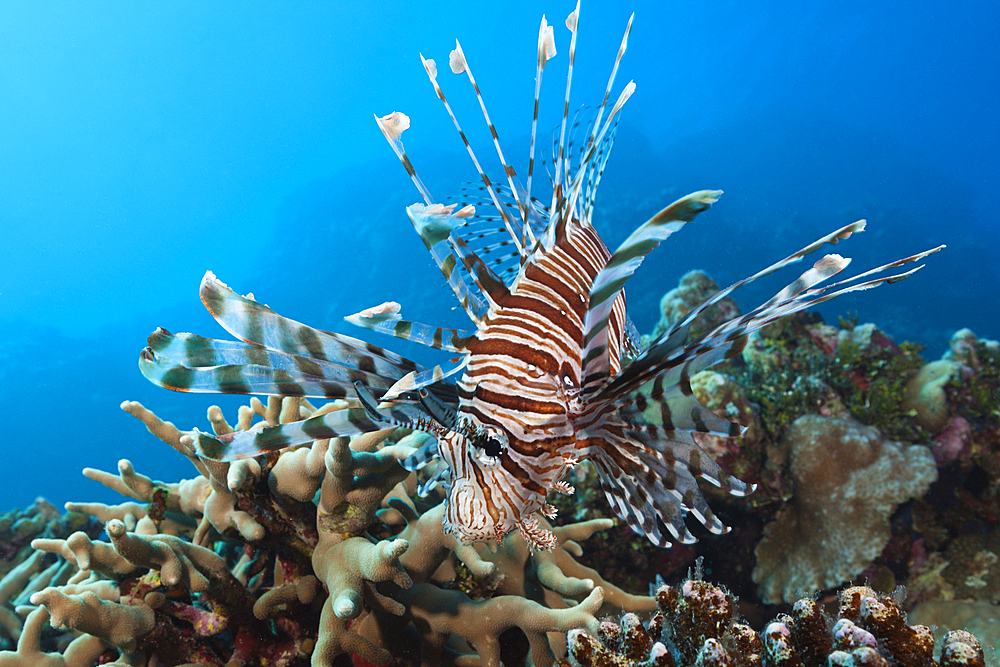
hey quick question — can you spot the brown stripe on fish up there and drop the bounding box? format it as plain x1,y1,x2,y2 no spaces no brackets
471,386,566,416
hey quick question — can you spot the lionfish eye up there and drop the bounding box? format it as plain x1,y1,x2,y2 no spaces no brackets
468,428,506,466
483,437,503,458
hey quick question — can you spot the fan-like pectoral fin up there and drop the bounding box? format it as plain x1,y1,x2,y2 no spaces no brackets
588,447,694,548
585,424,751,548
140,350,350,399
625,423,755,499
579,377,756,548
199,271,421,380
450,234,510,309
380,356,469,402
344,301,475,353
195,392,436,461
139,329,401,398
406,203,489,324
601,234,944,401
195,406,384,460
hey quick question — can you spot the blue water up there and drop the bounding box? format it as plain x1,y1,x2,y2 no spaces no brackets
1,1,997,510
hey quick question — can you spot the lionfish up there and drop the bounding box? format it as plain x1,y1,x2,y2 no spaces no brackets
139,4,941,552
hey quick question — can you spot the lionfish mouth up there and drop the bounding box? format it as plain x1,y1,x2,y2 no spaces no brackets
445,477,500,543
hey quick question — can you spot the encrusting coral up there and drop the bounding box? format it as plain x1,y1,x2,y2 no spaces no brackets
902,360,962,434
752,415,937,604
563,575,986,667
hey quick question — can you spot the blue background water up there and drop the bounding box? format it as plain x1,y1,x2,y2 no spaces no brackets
1,1,996,511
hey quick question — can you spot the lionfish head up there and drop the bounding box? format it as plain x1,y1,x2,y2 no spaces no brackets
437,417,560,551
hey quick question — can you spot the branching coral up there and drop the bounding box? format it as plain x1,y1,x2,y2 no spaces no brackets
0,499,101,653
1,396,652,667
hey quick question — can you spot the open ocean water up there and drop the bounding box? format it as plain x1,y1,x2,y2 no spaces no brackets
0,0,997,510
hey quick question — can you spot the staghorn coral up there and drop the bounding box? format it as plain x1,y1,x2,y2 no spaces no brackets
753,415,937,604
1,396,652,667
0,500,101,653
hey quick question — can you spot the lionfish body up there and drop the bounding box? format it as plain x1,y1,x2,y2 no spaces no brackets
140,4,942,551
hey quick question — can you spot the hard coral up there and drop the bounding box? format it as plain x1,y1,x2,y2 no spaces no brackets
902,360,961,434
648,270,741,343
0,500,101,653
753,416,937,604
566,578,980,667
2,396,651,667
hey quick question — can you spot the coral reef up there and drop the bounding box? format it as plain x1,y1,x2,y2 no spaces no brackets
752,415,937,604
647,270,741,343
0,499,101,653
1,271,997,665
1,396,651,666
554,267,999,629
564,576,985,667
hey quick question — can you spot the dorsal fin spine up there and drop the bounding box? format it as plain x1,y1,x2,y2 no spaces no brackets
523,15,555,248
545,0,581,252
419,54,524,258
374,112,434,205
452,40,531,259
582,13,633,169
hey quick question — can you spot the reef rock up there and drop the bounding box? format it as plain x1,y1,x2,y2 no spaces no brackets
945,328,1000,370
566,579,982,667
901,359,961,433
649,270,740,342
752,415,937,604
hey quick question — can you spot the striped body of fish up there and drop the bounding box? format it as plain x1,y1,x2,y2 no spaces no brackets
140,4,942,551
